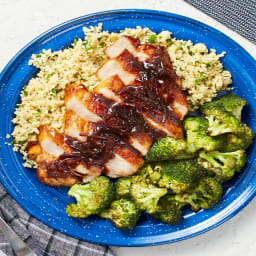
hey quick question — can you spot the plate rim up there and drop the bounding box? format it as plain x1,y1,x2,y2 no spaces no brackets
0,9,256,247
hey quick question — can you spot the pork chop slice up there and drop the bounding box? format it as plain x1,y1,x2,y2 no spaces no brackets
64,110,94,142
98,49,188,120
96,58,138,84
93,75,153,155
105,36,183,88
142,112,183,139
64,82,146,178
105,35,150,62
93,74,124,103
28,125,102,186
96,53,185,138
65,83,103,122
104,145,144,178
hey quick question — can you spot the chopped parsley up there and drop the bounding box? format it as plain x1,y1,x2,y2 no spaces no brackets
166,39,173,46
46,74,51,81
148,34,157,43
195,72,208,85
11,139,25,145
23,86,28,96
73,37,77,45
37,108,42,114
205,61,212,69
50,88,62,95
11,139,16,144
82,40,92,51
187,46,193,56
178,42,186,50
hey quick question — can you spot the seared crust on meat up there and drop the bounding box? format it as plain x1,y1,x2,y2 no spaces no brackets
38,125,71,155
36,166,80,186
142,112,183,139
165,81,188,120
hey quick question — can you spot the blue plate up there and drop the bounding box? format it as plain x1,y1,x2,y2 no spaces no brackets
0,9,256,247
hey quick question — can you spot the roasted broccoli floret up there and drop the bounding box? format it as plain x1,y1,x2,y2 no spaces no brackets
66,176,115,218
131,181,167,214
158,159,208,193
222,125,254,152
115,177,133,199
200,93,247,121
146,137,186,161
172,150,199,160
99,198,141,230
151,195,186,224
199,150,247,182
175,177,223,211
184,116,225,153
201,106,245,136
137,164,162,185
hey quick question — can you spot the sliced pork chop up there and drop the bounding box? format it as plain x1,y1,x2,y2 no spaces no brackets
117,49,187,119
96,58,138,84
64,82,146,178
105,36,183,88
65,83,103,122
105,39,187,118
64,110,94,142
93,75,124,103
96,52,185,139
105,36,150,62
93,75,153,156
163,81,188,120
104,145,144,178
30,125,79,186
142,112,183,139
98,50,187,120
128,132,152,156
28,125,102,186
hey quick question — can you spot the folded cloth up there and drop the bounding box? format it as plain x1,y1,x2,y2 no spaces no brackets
0,184,115,256
185,0,256,44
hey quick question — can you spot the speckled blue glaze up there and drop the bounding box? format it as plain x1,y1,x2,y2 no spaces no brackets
0,9,256,247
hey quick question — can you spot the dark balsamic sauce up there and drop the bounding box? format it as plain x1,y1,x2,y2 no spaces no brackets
45,46,183,177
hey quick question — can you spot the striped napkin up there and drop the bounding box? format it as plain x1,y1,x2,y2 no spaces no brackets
0,184,115,256
185,0,256,44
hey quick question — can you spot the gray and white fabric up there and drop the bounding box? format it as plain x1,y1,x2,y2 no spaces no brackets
0,184,115,256
185,0,256,44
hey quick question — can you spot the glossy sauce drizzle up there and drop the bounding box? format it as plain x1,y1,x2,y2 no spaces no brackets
38,46,184,178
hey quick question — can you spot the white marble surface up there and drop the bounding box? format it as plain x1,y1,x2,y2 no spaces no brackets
0,0,256,255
